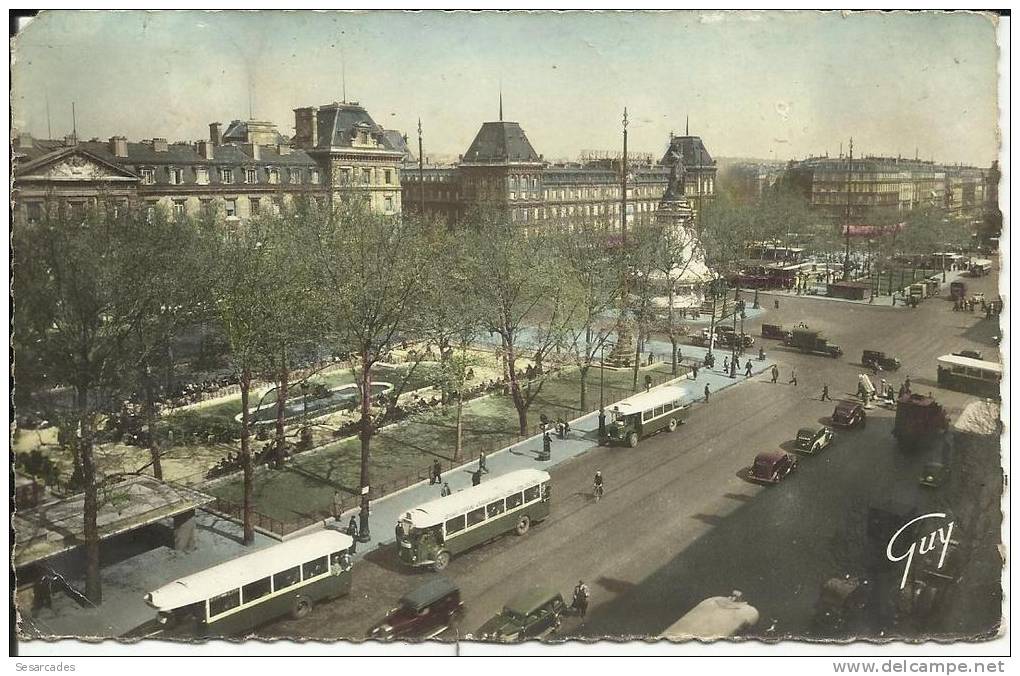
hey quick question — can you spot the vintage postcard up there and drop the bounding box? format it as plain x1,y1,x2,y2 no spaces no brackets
9,8,1007,660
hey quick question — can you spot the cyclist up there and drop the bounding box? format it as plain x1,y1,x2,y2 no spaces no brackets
593,470,604,501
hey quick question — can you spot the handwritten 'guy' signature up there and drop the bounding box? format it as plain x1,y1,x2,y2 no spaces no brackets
886,512,955,590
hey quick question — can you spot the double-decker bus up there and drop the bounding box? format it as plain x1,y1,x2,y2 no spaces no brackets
936,354,1001,399
142,529,353,637
397,469,550,572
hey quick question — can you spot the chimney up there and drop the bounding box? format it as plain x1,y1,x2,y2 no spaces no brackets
243,143,260,160
64,133,78,147
153,137,169,152
293,107,318,149
209,122,223,146
196,140,214,160
277,144,290,156
110,136,128,157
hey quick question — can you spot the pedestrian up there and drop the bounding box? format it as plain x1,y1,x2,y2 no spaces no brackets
472,469,482,486
573,580,590,618
648,352,654,366
821,384,831,401
691,363,699,380
734,355,741,370
541,431,552,461
771,365,779,383
704,383,711,402
774,299,780,310
431,458,442,485
789,369,798,387
644,374,653,392
347,516,359,553
745,360,753,377
723,357,729,373
758,346,765,361
904,377,911,393
441,482,452,497
332,489,343,521
478,450,488,474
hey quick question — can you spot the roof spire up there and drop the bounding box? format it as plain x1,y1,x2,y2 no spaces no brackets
499,89,503,122
685,115,689,136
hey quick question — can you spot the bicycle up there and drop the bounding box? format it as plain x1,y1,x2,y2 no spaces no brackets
593,482,604,503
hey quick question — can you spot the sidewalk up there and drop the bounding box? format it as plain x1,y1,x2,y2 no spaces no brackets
748,269,967,309
334,341,777,560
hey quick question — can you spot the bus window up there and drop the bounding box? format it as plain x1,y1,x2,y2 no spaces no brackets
524,485,541,503
487,499,505,518
445,515,466,535
466,507,486,527
506,492,524,509
303,556,328,580
273,566,301,591
643,411,652,422
242,577,272,604
209,589,241,617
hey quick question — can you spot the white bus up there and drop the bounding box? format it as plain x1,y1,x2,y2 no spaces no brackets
143,529,353,637
601,385,691,447
397,469,551,572
936,354,1001,399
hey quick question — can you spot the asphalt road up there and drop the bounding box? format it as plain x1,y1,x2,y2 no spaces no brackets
261,265,1003,643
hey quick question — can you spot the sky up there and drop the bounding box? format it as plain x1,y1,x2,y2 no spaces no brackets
10,10,1003,166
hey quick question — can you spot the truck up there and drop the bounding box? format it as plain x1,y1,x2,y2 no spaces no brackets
949,280,966,301
784,328,843,358
893,393,949,451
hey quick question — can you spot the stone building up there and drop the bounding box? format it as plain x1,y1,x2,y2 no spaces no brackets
12,100,407,226
781,155,990,222
402,117,718,231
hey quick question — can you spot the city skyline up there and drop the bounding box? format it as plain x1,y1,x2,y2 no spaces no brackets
12,11,1002,167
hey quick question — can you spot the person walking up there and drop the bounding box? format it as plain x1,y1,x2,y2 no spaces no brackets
644,374,653,392
478,450,488,474
431,459,442,485
722,357,729,374
472,469,482,486
789,369,798,387
332,489,344,521
821,384,831,401
734,355,741,371
347,516,359,553
758,346,765,361
691,362,699,380
744,360,753,378
704,383,711,402
573,580,591,618
771,364,780,383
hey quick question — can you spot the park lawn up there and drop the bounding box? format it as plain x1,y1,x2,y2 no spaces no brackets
205,362,675,525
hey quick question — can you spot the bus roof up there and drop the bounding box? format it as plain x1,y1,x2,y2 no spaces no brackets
145,529,353,611
937,354,1002,375
610,386,689,416
661,596,760,640
401,469,550,530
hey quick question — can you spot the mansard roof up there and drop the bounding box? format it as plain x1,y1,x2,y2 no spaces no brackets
462,121,542,165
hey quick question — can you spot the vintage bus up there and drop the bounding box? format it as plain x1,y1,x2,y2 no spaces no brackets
397,469,550,572
968,259,993,276
143,529,354,637
936,354,1001,399
602,385,690,448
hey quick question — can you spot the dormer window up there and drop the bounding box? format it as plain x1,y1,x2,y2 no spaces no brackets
220,168,234,184
168,167,184,185
140,168,156,185
311,169,320,184
195,167,209,185
266,167,279,184
246,168,259,184
289,169,301,184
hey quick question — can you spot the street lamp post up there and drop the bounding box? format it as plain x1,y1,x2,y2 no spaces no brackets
730,288,740,378
598,341,613,443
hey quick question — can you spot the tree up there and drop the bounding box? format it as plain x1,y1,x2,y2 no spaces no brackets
303,199,429,540
461,206,574,435
12,200,205,603
556,218,625,408
650,221,706,375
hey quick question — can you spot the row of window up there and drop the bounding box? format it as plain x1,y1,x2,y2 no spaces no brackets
941,365,1000,382
641,399,685,422
443,484,544,536
337,167,396,186
510,201,660,222
207,549,347,619
137,166,321,187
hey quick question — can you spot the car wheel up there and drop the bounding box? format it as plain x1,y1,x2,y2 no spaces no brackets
627,432,639,448
433,550,451,572
771,471,780,483
291,596,313,620
668,418,678,432
515,516,531,536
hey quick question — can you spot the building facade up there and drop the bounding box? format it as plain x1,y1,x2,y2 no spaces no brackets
13,101,407,225
782,155,990,222
402,119,717,231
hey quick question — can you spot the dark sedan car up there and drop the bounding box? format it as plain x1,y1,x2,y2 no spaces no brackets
368,577,464,641
471,588,566,642
750,450,798,484
794,427,834,455
831,401,866,429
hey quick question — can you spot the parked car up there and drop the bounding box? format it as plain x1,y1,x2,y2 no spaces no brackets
750,450,798,484
953,350,984,361
471,588,566,642
919,462,950,489
794,427,834,455
862,350,901,371
368,577,464,640
831,401,866,429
